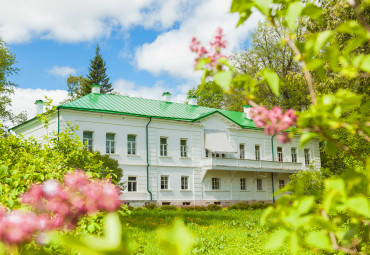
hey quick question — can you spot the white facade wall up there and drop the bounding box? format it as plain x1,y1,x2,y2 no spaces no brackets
12,108,321,206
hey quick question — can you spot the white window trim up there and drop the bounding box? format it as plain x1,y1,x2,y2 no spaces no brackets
160,137,168,157
127,134,137,155
180,139,189,158
255,145,261,161
83,131,94,151
160,175,169,190
211,177,221,190
127,176,137,192
181,176,189,190
106,133,116,154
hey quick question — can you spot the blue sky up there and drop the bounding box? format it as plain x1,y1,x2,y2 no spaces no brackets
1,0,262,118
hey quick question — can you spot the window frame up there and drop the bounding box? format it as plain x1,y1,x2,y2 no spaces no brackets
83,131,93,151
291,147,297,163
160,137,168,156
239,144,245,159
279,180,285,189
127,176,137,192
160,175,169,190
257,178,263,191
211,177,221,190
277,147,283,162
240,178,247,190
127,134,136,155
180,139,188,158
106,133,115,154
304,148,310,165
181,176,189,190
255,145,260,160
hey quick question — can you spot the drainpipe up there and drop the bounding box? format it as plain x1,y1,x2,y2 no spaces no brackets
271,134,276,204
57,107,60,143
146,117,153,200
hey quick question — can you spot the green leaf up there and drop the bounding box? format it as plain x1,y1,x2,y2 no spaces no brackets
254,0,272,16
314,31,334,54
360,54,370,72
214,71,233,89
289,233,299,255
196,58,211,70
297,196,314,215
337,21,368,38
326,141,338,156
306,231,332,250
261,69,280,97
158,219,194,255
265,229,289,250
347,196,370,217
300,133,319,148
301,4,322,19
0,165,7,178
286,2,304,30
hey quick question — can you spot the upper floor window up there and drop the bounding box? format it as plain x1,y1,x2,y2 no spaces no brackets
160,137,168,156
304,149,310,165
212,177,220,190
240,178,247,190
161,175,169,190
257,178,263,191
128,176,137,192
277,147,283,162
106,133,115,154
180,139,188,158
279,180,285,189
83,131,93,151
181,176,189,190
291,148,297,163
255,145,260,160
240,144,245,159
127,135,136,155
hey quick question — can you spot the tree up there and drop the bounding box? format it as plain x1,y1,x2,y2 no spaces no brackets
187,81,245,111
82,44,113,95
0,38,21,126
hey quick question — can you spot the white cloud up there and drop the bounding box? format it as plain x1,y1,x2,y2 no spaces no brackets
0,0,189,43
134,0,263,80
48,66,76,78
9,88,68,119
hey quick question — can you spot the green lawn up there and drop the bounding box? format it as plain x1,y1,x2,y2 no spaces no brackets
121,209,295,255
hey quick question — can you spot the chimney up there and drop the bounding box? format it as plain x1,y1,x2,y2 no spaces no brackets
162,92,171,102
243,105,252,119
35,100,44,116
188,96,198,106
91,84,101,94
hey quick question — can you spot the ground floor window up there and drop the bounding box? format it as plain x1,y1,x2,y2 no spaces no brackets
240,178,247,190
161,176,169,190
182,202,191,206
162,202,171,205
212,177,220,190
128,176,137,192
257,179,263,191
279,180,285,189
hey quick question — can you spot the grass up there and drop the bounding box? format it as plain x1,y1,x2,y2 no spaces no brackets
121,209,294,255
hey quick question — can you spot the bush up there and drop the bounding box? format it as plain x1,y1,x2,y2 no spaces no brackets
228,202,250,210
144,203,157,210
159,205,178,211
181,206,207,211
249,202,269,210
207,204,222,211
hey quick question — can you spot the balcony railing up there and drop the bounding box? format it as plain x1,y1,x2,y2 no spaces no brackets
201,157,303,172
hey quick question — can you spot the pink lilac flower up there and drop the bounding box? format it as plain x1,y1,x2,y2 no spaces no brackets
250,106,297,143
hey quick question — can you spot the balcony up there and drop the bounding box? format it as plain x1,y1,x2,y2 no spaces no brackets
201,157,303,174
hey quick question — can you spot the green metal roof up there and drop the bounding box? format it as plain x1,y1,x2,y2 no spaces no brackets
60,93,257,129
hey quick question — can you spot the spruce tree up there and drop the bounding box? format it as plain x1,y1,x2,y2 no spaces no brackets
82,44,113,94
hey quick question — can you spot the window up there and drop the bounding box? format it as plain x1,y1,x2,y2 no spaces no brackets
304,149,310,165
160,137,168,156
162,202,171,205
255,145,260,160
180,139,188,157
212,177,220,190
183,202,191,206
128,177,137,192
257,179,263,191
161,176,169,190
240,144,245,159
240,178,247,190
214,202,221,205
279,180,285,189
181,176,189,190
277,147,283,162
106,133,115,154
127,135,136,155
83,131,93,151
291,148,297,163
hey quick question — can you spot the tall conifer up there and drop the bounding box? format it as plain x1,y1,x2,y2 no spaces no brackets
82,44,113,94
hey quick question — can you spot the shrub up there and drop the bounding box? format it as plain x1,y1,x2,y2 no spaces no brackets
181,206,207,211
249,202,269,210
228,202,250,210
145,203,157,210
207,204,222,211
159,205,178,211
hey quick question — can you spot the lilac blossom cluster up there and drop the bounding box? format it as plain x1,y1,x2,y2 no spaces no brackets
190,27,229,71
0,171,121,245
250,106,297,143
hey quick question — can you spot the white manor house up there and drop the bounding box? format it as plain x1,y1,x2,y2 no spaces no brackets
11,84,321,206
